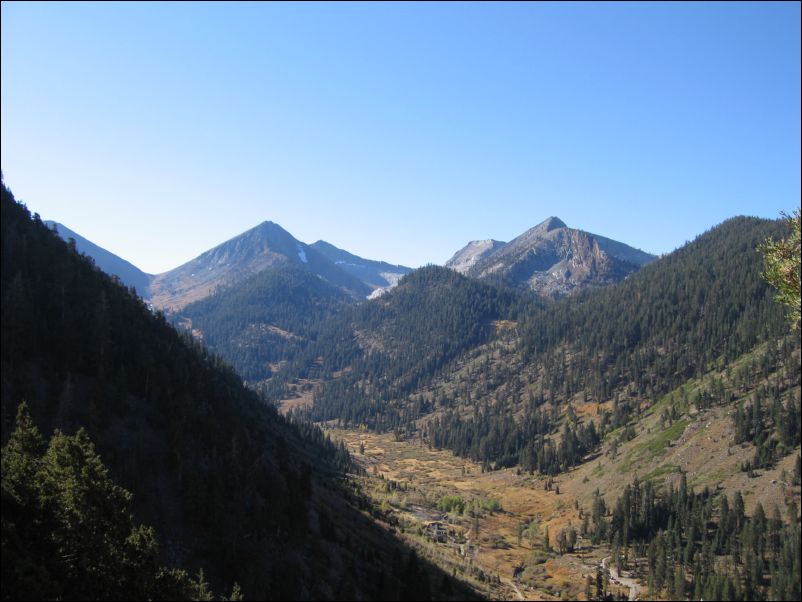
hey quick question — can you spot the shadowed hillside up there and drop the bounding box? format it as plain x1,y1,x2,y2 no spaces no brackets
1,177,479,601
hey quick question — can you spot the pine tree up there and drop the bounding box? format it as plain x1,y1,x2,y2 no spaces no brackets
1,404,198,600
557,528,567,555
595,566,604,600
194,568,214,601
223,582,245,602
671,565,685,600
758,208,801,330
1,402,52,598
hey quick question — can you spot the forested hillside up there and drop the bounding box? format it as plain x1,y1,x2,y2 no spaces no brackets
179,266,353,382
593,475,800,601
3,402,212,600
272,216,799,481
5,176,798,601
518,217,789,398
305,214,800,602
276,266,536,433
427,217,799,473
46,220,153,297
0,178,477,601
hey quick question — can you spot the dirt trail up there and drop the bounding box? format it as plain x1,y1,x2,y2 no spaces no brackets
601,556,642,601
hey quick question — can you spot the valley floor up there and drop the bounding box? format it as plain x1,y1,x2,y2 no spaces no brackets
324,426,628,601
321,397,800,601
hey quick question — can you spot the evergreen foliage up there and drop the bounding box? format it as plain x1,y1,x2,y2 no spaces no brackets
1,403,208,600
758,208,801,331
599,475,801,601
518,217,789,400
732,384,801,474
252,215,798,480
429,399,600,472
5,165,795,600
426,217,798,473
179,265,352,382
293,266,534,433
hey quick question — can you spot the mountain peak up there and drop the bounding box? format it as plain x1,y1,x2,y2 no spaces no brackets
148,220,371,309
537,216,567,231
251,220,289,236
447,216,656,298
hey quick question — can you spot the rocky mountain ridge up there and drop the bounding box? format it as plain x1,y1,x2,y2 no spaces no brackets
48,214,657,309
447,216,656,297
147,221,371,310
310,239,412,293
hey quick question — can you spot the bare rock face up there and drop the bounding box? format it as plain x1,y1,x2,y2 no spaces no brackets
447,217,655,298
445,239,507,275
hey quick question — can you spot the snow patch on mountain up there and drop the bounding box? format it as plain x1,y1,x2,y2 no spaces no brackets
366,271,406,300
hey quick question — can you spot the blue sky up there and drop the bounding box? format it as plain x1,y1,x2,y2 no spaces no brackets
2,1,799,273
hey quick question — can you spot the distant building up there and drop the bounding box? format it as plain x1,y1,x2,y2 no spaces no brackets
425,521,447,542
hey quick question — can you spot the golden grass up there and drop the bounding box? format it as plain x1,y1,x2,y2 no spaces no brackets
276,383,315,415
492,320,519,331
330,426,613,600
